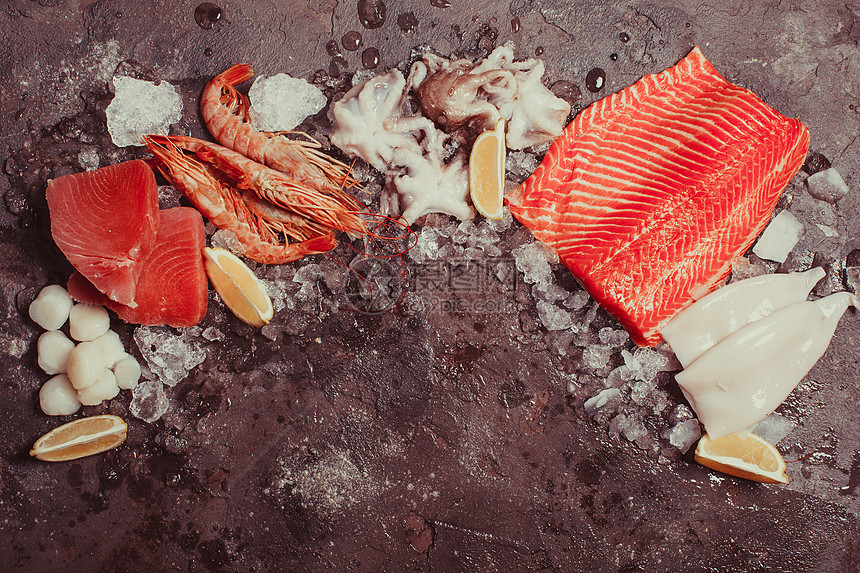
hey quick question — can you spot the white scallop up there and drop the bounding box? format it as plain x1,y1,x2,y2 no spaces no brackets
37,330,76,375
69,304,111,342
28,285,73,331
92,330,126,368
65,341,108,390
39,374,82,416
113,354,141,390
77,369,120,406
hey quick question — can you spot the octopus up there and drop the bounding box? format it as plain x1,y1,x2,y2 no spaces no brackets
330,44,570,224
409,45,571,150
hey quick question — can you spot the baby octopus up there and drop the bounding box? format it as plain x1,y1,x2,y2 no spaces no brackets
330,44,570,224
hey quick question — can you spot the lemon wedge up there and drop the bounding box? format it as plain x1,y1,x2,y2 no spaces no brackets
469,118,506,220
30,414,127,462
203,247,273,327
694,430,788,484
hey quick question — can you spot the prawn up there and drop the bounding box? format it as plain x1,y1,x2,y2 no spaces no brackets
151,135,368,237
200,63,360,194
143,135,337,264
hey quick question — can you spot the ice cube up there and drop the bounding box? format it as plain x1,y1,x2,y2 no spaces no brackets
129,378,170,423
210,229,244,253
582,344,611,371
598,327,629,348
247,73,327,132
512,241,556,285
202,327,225,342
134,326,207,387
535,300,574,331
752,210,805,263
583,387,621,416
78,148,100,171
662,419,701,453
106,76,183,148
805,168,849,203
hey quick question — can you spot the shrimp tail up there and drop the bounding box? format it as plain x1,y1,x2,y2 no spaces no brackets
216,63,255,87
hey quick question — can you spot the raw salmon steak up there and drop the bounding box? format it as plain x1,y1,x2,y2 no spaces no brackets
46,160,159,306
507,47,810,346
68,207,208,327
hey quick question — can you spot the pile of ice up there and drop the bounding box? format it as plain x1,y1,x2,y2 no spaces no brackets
248,73,327,132
508,239,697,456
582,345,691,455
130,326,207,422
408,212,512,265
105,76,183,148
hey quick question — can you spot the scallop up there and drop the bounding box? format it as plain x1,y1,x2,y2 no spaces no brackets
69,304,110,342
77,369,120,406
28,285,73,331
65,340,108,390
39,374,82,416
37,330,76,375
113,354,141,390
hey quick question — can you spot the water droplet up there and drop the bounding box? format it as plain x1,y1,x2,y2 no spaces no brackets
585,68,606,93
115,11,122,18
430,0,451,7
194,3,222,30
535,46,544,56
326,40,342,58
510,17,520,33
397,11,418,33
358,0,386,29
362,47,380,69
620,32,630,43
610,53,618,61
204,47,213,57
342,30,363,51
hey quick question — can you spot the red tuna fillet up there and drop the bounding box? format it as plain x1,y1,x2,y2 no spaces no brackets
46,160,159,306
507,47,810,346
68,207,208,327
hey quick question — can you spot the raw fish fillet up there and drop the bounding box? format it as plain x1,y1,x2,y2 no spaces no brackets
507,47,810,346
46,160,159,306
68,207,208,327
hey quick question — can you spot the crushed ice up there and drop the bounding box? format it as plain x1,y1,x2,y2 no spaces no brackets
248,73,327,132
105,76,183,148
129,326,207,422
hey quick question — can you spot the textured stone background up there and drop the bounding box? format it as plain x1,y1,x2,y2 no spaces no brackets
0,0,859,571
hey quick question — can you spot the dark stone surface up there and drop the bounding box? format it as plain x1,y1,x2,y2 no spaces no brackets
1,0,859,571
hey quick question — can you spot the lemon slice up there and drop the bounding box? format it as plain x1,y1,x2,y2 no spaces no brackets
694,430,788,484
203,247,273,327
469,118,506,220
30,414,127,462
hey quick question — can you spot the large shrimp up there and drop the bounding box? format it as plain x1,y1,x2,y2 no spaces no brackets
143,135,337,265
152,135,368,237
200,63,360,194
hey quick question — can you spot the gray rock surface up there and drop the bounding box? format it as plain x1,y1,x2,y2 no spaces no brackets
1,0,859,571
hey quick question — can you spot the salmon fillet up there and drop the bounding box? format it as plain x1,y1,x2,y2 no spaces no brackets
507,47,810,346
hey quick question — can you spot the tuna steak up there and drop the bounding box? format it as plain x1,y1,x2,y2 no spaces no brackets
68,207,208,327
46,160,159,306
507,47,810,346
